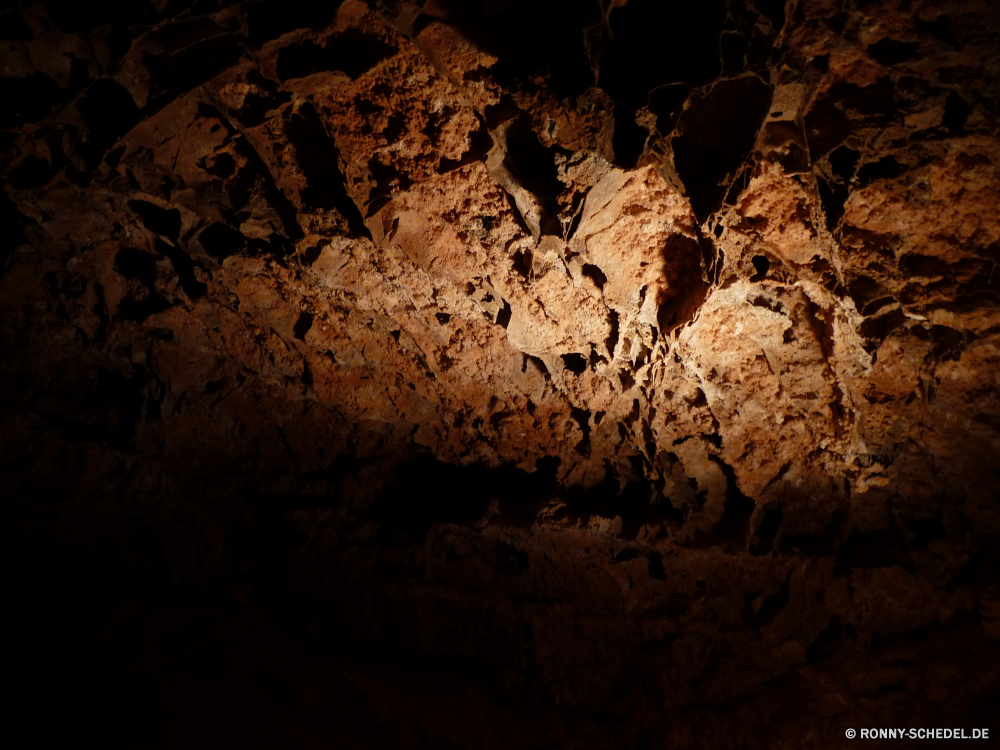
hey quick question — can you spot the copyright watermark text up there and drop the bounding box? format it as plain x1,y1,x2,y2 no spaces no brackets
845,728,990,740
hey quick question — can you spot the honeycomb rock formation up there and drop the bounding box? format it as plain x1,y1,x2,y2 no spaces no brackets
2,0,1000,747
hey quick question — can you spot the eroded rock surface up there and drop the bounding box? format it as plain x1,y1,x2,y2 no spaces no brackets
2,0,999,747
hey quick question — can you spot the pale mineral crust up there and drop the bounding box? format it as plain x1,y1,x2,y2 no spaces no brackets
2,0,999,747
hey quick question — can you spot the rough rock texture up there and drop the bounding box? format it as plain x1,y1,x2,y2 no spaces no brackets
2,0,1000,747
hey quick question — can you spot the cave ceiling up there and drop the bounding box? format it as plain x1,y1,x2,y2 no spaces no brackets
2,0,1000,746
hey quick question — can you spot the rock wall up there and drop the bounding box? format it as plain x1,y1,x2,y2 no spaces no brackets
2,0,999,747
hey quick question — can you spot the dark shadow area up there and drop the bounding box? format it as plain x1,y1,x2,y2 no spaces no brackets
41,0,155,31
866,38,920,66
277,29,397,82
8,147,65,189
611,106,648,168
112,245,173,321
76,78,141,167
656,234,712,331
1,414,999,749
673,76,773,222
750,254,771,281
0,188,30,272
198,221,246,260
721,31,749,75
366,156,413,219
855,155,907,186
914,14,957,46
114,246,157,287
942,89,972,132
817,176,849,230
828,144,860,183
647,84,691,136
362,455,556,545
245,0,344,48
599,0,725,105
805,78,896,161
501,115,564,236
156,238,208,299
755,0,787,30
803,93,852,161
750,503,783,555
284,103,370,238
0,71,78,130
582,263,607,290
496,299,512,328
229,71,292,127
0,3,33,39
144,35,244,112
129,199,182,239
117,289,172,322
293,311,314,340
562,352,588,374
433,0,596,99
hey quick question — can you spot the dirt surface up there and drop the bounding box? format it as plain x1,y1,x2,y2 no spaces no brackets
2,1,1000,747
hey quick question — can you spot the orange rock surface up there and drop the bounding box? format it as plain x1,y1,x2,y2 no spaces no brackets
2,0,999,747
